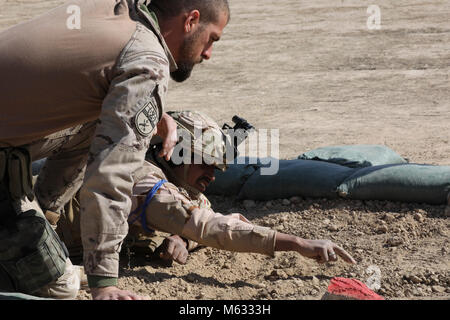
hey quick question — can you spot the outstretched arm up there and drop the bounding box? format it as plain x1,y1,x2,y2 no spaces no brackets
275,233,356,264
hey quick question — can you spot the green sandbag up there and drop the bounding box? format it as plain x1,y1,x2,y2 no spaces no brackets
238,159,356,200
298,145,407,168
337,164,450,204
205,158,259,196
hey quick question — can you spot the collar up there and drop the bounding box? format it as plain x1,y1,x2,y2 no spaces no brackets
135,0,178,72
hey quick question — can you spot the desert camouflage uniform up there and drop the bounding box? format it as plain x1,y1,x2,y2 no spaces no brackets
0,0,176,293
130,159,277,256
129,111,277,256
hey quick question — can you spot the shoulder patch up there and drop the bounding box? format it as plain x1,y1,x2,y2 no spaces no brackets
135,95,159,137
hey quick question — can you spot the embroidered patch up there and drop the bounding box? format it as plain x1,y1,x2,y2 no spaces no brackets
135,98,159,137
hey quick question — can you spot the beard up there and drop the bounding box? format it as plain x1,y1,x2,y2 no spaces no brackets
170,28,204,83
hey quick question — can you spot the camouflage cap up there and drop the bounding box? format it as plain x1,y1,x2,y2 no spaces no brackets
167,111,232,171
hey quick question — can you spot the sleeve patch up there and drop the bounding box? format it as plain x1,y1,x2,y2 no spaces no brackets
134,98,159,137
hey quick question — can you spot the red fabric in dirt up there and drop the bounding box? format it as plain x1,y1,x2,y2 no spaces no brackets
327,277,385,300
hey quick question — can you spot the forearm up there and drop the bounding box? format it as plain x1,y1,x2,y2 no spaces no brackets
181,209,277,257
274,233,310,252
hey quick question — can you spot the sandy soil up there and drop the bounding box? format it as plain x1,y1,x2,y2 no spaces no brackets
1,0,449,300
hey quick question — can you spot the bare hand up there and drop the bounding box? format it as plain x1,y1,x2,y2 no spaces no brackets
155,113,178,161
297,239,356,264
155,235,188,264
90,286,148,300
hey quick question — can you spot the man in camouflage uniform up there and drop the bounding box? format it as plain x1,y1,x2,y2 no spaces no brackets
0,0,230,300
49,111,356,283
126,111,357,266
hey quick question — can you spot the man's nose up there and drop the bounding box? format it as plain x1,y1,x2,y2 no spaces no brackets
202,46,213,60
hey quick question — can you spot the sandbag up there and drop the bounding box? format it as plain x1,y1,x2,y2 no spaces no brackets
238,159,356,200
298,145,407,168
205,157,260,196
337,164,450,204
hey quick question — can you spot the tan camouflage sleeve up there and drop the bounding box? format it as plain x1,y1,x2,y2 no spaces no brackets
131,168,277,257
79,23,170,281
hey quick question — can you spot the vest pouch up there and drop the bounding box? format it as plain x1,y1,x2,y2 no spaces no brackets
0,210,67,294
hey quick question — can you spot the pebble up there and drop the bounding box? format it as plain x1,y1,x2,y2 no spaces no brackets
243,199,256,209
328,225,339,232
282,199,291,206
412,288,423,296
376,225,388,234
386,236,403,247
323,219,331,225
311,276,320,286
265,201,273,208
255,283,266,289
431,285,446,293
413,212,424,222
409,275,421,284
382,213,396,222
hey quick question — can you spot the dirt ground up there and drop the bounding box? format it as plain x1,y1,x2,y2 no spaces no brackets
1,0,449,300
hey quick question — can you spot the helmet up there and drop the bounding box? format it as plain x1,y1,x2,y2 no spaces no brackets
167,110,232,171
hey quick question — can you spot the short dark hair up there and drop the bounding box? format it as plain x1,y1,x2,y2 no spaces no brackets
148,0,230,25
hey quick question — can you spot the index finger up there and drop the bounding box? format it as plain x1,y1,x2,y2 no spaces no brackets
333,245,357,264
159,139,176,160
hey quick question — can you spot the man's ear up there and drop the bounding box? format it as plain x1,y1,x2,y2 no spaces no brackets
184,10,201,33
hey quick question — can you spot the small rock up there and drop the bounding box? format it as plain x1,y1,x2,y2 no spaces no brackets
311,276,320,286
323,219,331,225
382,213,395,222
409,275,421,284
243,199,256,209
196,292,205,299
386,236,403,247
255,283,266,289
413,212,424,222
266,201,273,208
293,279,304,287
328,225,339,232
376,225,388,234
412,288,423,296
265,270,280,281
282,199,291,206
403,288,413,297
431,285,446,293
429,275,439,284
